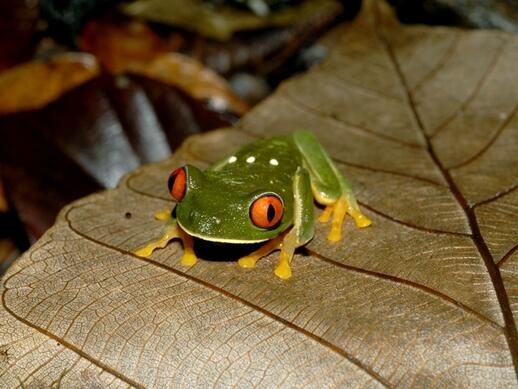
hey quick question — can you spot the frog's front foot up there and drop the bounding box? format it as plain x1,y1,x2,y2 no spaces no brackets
180,251,198,266
238,256,259,268
237,234,284,270
134,222,179,257
178,228,198,266
154,208,173,221
134,219,199,266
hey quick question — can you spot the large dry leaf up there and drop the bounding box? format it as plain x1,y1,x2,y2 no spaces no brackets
1,1,518,386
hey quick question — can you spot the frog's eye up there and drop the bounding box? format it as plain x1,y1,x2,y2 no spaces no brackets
168,167,186,201
250,194,283,229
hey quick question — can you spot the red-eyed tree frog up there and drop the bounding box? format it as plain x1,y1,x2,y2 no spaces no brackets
135,131,371,279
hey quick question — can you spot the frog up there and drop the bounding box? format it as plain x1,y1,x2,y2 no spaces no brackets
134,130,371,279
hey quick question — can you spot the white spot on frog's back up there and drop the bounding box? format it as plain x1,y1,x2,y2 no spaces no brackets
246,156,256,163
228,156,237,163
269,159,279,166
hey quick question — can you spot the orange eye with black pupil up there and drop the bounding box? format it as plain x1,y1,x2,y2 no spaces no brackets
168,167,186,201
250,195,283,228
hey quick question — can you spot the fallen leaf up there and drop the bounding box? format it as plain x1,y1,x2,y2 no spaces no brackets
79,19,172,74
139,53,249,114
1,1,517,386
122,0,342,41
0,53,100,115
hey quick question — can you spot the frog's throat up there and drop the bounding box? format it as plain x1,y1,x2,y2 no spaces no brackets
177,220,271,244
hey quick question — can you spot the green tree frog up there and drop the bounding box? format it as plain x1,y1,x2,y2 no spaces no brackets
135,131,371,279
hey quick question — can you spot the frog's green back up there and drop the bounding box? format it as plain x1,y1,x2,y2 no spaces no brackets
210,136,302,190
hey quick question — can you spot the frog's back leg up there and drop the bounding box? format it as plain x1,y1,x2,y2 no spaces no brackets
293,130,371,242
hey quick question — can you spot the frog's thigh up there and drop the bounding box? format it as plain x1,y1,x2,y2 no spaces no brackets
293,131,371,240
293,130,341,205
275,167,314,280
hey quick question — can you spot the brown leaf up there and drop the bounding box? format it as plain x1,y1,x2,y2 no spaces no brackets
0,53,101,115
1,1,518,386
138,54,249,115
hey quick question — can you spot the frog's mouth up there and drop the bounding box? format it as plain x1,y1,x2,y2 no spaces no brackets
177,220,270,244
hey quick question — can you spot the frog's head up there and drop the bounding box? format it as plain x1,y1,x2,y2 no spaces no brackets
168,165,291,243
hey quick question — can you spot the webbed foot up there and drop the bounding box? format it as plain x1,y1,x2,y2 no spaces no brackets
134,222,180,257
319,196,371,242
134,218,198,266
179,230,197,266
237,234,284,269
238,256,259,268
274,252,292,280
154,209,173,221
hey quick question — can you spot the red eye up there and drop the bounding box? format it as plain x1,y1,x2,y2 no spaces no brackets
168,167,186,201
250,194,283,228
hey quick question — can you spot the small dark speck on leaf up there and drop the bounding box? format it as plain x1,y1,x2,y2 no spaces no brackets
0,347,10,362
125,212,132,219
